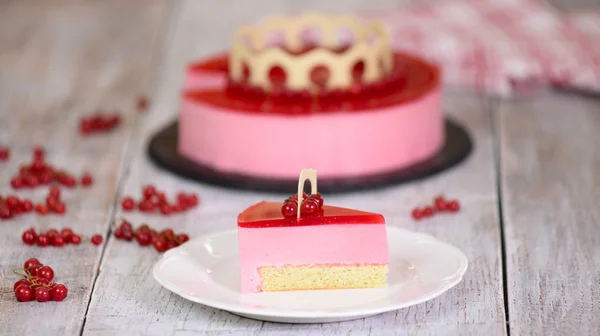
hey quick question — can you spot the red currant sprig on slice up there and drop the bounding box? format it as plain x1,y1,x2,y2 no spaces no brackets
281,199,298,218
282,192,324,218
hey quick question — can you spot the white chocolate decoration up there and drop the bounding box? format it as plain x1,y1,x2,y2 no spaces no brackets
296,169,318,219
229,13,393,92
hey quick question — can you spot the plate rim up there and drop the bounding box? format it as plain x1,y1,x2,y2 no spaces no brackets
152,226,469,319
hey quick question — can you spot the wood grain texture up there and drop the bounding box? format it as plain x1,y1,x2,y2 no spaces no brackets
0,0,170,335
82,2,506,335
498,92,600,335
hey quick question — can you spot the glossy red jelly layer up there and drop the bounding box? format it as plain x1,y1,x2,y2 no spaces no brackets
237,201,385,228
183,52,440,115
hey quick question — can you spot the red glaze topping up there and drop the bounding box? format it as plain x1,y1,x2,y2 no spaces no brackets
184,52,440,115
238,201,385,228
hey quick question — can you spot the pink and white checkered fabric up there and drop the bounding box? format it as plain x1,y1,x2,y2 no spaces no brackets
362,0,600,96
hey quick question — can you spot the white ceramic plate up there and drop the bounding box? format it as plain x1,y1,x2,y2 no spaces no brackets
152,226,468,323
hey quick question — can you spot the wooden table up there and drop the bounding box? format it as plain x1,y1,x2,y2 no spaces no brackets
0,0,598,335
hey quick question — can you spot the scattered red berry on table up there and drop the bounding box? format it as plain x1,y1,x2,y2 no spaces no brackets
13,258,69,302
51,284,68,301
81,173,93,186
137,96,149,112
34,286,51,302
411,195,462,221
79,112,121,135
70,234,82,245
120,186,200,215
15,284,33,302
91,234,103,246
0,146,9,161
22,231,36,245
113,218,191,253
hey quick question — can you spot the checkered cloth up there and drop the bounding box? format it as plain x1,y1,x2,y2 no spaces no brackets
362,0,600,96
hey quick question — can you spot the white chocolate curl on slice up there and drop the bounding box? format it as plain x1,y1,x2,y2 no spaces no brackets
296,169,318,219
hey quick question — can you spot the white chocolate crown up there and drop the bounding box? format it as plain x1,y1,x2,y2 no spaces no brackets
229,13,394,93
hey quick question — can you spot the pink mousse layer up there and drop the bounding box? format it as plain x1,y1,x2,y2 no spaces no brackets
237,224,389,293
179,87,443,180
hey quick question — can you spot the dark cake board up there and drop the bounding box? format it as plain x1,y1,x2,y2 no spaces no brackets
147,118,473,194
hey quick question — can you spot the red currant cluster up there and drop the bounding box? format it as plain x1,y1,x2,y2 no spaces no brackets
14,258,68,302
9,147,89,189
114,219,190,252
137,96,149,112
121,185,199,215
21,227,104,247
412,195,461,220
281,192,324,218
0,194,33,220
0,145,9,161
80,113,121,135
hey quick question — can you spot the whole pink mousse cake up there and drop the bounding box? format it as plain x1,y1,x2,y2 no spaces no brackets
178,13,444,180
237,170,389,293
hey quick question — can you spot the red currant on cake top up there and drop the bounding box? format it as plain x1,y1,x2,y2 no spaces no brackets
300,198,320,216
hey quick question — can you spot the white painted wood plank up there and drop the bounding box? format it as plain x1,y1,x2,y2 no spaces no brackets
498,92,600,335
0,1,171,335
83,1,506,334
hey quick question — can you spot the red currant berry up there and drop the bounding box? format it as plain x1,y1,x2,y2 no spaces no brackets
121,197,135,211
309,193,324,208
70,234,82,245
121,229,133,241
281,201,298,218
34,287,51,302
434,196,447,211
0,206,12,219
166,239,179,250
177,233,190,243
61,228,73,239
36,234,49,247
411,208,424,220
35,204,49,215
91,234,103,246
81,173,93,186
292,192,309,202
53,202,66,214
33,146,45,160
51,284,68,301
138,200,154,212
10,177,24,189
6,196,20,210
152,237,168,252
176,192,188,205
24,258,41,271
22,200,33,212
29,265,43,277
159,204,171,215
160,229,175,238
14,279,30,292
135,230,151,246
187,194,199,206
447,200,460,212
0,147,9,161
49,186,61,199
37,266,54,282
26,175,40,187
143,185,156,199
422,206,435,217
15,284,34,302
114,228,125,239
22,230,36,245
52,235,65,247
301,199,319,216
47,229,59,239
